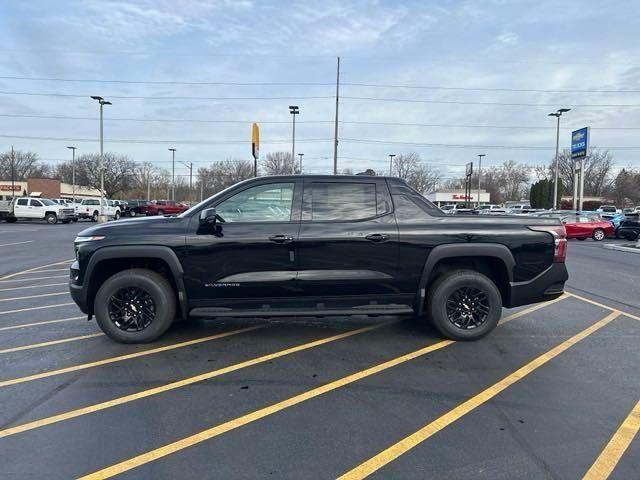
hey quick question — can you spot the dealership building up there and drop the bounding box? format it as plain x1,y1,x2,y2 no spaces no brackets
426,189,491,207
0,178,101,201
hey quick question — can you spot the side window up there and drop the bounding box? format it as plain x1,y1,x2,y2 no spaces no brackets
216,182,294,223
30,199,43,207
392,195,429,223
310,182,377,221
17,198,28,206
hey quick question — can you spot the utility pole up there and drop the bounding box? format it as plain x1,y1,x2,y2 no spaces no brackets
333,56,340,175
388,154,396,176
10,146,15,199
548,108,570,210
67,146,77,202
477,154,486,208
180,161,193,202
168,148,176,200
90,96,111,222
146,165,152,201
298,153,304,174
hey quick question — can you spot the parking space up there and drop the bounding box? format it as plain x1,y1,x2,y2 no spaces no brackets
0,229,638,479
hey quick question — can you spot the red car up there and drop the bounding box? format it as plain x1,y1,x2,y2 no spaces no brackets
144,200,189,216
561,214,614,241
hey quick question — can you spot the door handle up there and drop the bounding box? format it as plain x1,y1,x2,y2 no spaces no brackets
269,235,294,244
365,233,389,242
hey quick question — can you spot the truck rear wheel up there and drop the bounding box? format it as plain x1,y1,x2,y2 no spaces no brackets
92,210,99,222
426,270,502,341
94,269,176,343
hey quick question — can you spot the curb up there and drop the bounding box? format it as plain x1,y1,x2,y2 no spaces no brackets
604,244,640,254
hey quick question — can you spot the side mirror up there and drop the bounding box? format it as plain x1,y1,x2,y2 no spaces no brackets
199,208,218,225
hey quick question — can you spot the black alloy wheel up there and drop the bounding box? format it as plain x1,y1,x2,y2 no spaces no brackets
108,286,156,332
445,286,490,329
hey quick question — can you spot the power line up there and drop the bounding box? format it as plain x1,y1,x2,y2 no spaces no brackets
343,83,640,94
2,113,639,131
0,91,333,101
340,138,640,150
343,96,640,108
0,134,333,145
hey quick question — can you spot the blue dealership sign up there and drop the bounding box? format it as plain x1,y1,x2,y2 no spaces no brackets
571,127,590,159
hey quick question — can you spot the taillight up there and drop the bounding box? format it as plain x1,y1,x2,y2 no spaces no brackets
528,225,567,263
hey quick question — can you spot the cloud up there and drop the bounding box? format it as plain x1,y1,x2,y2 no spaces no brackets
495,32,519,46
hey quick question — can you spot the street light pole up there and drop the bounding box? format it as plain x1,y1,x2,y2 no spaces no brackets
548,108,571,210
477,154,486,208
289,106,299,165
67,146,77,202
169,148,176,201
90,96,111,221
10,146,15,199
388,154,396,176
298,153,304,174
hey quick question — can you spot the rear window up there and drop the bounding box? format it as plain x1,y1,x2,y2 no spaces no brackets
17,198,28,206
310,182,377,221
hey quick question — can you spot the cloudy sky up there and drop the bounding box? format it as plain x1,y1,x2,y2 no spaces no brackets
1,0,639,181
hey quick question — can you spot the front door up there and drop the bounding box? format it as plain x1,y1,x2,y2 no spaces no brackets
295,178,401,302
28,199,45,219
183,180,302,308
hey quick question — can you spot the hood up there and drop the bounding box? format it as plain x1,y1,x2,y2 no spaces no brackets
77,215,184,237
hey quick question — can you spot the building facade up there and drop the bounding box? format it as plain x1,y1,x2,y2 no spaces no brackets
0,178,101,201
426,189,491,207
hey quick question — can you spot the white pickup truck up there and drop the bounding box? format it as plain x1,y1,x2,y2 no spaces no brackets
75,198,121,221
0,197,77,224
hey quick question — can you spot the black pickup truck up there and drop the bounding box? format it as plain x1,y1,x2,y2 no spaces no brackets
70,175,568,343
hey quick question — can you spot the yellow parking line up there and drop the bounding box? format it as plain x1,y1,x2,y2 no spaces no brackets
583,399,640,480
0,320,396,439
566,291,640,322
15,268,69,274
0,302,76,316
0,275,68,284
0,259,74,281
0,325,265,388
499,293,567,324
337,311,621,480
0,241,33,247
0,333,104,354
0,291,67,302
0,282,68,293
0,316,84,331
76,295,568,479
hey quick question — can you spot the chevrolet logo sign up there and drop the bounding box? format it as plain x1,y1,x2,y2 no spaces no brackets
572,131,585,142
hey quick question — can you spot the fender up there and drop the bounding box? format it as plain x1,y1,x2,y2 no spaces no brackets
85,245,188,320
415,243,515,315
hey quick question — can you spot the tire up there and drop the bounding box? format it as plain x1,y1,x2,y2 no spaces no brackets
45,213,58,224
92,210,99,222
72,218,78,222
425,270,502,341
624,231,639,241
577,237,586,241
130,210,137,217
157,209,165,216
6,216,17,223
94,269,176,343
114,210,121,220
62,220,71,224
592,228,605,241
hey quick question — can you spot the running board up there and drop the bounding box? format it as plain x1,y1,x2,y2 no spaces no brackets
190,304,414,318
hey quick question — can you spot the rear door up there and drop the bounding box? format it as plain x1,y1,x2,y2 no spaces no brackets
13,198,29,217
295,178,401,301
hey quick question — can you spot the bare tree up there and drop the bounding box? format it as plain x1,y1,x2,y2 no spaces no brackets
392,152,421,179
408,164,441,194
499,160,530,201
261,151,300,175
0,150,51,180
68,153,137,198
555,148,615,197
197,159,253,198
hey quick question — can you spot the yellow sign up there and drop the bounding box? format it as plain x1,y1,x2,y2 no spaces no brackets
251,123,260,160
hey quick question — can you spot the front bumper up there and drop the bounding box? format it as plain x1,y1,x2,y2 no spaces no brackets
507,262,568,308
69,261,89,314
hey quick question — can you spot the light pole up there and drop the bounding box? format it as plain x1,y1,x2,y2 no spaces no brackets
168,148,176,201
90,96,111,222
298,153,304,174
548,108,571,210
289,105,299,164
67,146,77,202
180,161,193,203
388,154,396,176
476,154,486,208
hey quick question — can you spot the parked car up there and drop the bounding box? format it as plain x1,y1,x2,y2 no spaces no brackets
124,200,149,217
76,198,121,221
475,204,505,214
617,213,640,241
70,175,568,343
0,197,76,224
560,214,614,241
600,213,625,236
596,205,621,214
505,203,533,214
440,203,473,215
145,200,189,216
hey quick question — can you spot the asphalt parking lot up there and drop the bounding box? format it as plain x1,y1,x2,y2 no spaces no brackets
0,220,638,479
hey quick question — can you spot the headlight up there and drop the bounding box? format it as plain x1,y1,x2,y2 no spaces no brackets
74,236,105,243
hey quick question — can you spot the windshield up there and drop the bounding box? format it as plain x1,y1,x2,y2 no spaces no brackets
41,199,56,206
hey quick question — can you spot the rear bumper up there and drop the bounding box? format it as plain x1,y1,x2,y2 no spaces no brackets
507,262,568,308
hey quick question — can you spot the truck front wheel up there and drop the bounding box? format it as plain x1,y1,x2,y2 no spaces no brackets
94,269,176,343
426,270,502,341
45,213,58,224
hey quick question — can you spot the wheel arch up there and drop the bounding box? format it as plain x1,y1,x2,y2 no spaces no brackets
416,243,515,315
85,246,188,319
